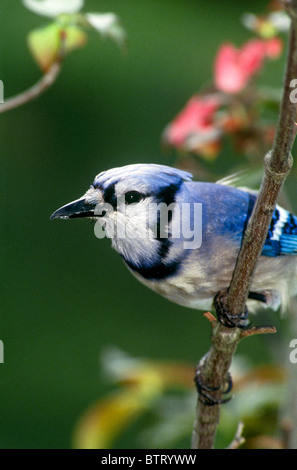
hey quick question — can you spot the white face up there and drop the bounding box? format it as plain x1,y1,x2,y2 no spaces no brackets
84,186,163,266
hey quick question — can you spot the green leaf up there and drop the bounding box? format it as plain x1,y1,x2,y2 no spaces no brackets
63,25,87,54
23,0,84,17
28,22,87,72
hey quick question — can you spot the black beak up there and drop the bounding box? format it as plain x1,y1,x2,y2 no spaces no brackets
50,198,96,220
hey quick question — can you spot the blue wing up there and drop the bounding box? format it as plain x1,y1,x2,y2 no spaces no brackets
262,206,297,257
185,181,297,258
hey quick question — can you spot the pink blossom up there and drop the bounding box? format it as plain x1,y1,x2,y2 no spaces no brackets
264,37,282,58
165,95,220,147
214,38,282,94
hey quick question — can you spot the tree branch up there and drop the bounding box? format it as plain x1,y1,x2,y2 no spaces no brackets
192,7,297,450
0,36,65,114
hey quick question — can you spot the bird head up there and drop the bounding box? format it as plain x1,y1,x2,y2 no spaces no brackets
51,164,193,273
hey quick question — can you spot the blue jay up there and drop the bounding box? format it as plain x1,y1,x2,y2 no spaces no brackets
51,163,297,315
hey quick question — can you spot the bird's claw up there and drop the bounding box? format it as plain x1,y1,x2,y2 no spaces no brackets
194,367,233,406
214,291,252,329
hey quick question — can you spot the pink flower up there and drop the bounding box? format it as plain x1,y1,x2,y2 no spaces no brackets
264,37,282,58
214,38,282,94
165,95,220,147
163,94,223,158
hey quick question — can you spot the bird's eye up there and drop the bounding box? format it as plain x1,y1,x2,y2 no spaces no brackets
124,191,144,205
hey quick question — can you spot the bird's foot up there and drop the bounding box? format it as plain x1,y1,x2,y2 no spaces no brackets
214,290,252,329
194,367,233,406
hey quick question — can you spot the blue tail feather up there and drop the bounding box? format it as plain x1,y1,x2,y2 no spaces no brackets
262,206,297,257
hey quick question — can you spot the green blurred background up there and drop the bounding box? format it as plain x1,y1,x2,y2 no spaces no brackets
1,0,295,449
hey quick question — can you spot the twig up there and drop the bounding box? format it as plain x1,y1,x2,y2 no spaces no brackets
0,33,65,114
192,7,297,450
240,325,277,338
227,421,245,449
0,62,62,114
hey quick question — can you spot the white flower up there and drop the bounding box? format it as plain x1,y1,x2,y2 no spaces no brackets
86,13,126,45
86,13,118,34
23,0,84,18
